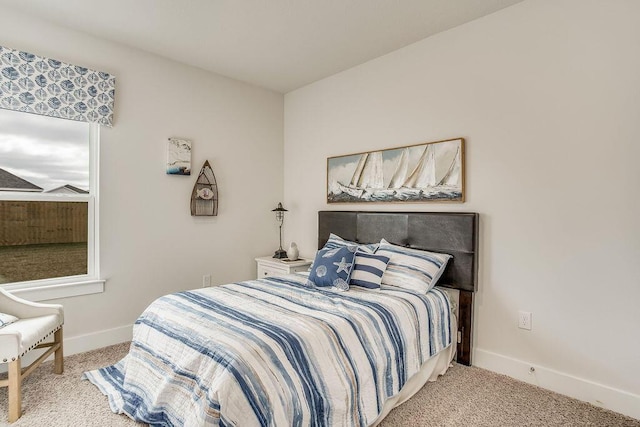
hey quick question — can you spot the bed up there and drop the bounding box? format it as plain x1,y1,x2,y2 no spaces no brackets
317,211,479,367
84,211,479,426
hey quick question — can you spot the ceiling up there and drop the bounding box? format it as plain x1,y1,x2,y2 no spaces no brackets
0,0,524,93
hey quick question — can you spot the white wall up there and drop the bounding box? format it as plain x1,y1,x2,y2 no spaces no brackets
284,0,640,419
0,8,284,347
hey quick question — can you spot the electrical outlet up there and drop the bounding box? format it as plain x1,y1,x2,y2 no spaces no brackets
518,311,532,330
202,274,212,287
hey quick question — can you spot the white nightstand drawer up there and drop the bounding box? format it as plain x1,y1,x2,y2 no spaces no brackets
255,256,312,279
258,265,288,278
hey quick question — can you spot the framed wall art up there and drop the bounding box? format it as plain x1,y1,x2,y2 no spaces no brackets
327,138,464,203
166,137,192,175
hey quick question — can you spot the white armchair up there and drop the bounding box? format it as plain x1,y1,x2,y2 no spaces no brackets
0,288,64,423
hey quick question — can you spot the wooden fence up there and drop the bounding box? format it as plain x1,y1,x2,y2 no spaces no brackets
0,201,88,246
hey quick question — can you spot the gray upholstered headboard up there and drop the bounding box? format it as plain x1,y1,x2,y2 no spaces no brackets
318,211,479,365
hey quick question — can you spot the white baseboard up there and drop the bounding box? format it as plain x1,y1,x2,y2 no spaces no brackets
63,324,133,356
473,348,640,421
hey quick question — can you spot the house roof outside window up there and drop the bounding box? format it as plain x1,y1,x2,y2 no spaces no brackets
0,168,43,192
45,184,89,194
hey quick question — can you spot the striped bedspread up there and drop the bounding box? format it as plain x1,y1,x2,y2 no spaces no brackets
84,274,452,426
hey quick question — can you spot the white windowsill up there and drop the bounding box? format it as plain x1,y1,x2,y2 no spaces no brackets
3,279,105,302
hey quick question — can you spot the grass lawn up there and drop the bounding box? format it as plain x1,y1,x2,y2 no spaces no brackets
0,243,87,284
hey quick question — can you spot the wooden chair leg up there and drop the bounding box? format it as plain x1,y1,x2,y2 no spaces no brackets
54,328,64,375
8,359,22,423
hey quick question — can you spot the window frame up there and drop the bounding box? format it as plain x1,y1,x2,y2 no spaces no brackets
0,122,104,301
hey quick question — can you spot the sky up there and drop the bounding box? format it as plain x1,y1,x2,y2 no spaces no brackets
0,108,89,191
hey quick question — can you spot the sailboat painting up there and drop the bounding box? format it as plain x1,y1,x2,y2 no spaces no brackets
327,138,464,203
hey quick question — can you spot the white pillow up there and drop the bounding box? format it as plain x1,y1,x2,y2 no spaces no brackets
377,239,452,293
0,312,18,329
323,233,378,253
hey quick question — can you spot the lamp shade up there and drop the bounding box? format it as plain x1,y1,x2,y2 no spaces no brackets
272,202,288,212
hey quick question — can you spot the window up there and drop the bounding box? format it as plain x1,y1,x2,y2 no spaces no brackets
0,108,102,300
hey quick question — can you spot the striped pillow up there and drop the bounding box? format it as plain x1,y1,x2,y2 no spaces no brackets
377,239,452,293
350,250,390,289
323,233,378,254
0,312,18,329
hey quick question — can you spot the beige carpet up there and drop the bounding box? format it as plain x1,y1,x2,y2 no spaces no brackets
1,342,638,426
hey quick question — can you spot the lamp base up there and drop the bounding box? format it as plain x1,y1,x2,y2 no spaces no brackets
273,249,287,259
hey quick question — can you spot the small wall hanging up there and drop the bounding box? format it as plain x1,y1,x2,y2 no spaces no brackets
166,138,192,175
191,160,218,216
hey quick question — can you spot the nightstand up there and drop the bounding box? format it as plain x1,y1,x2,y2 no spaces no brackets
255,256,312,279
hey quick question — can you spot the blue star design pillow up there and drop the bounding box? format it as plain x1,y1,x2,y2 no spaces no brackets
307,246,355,291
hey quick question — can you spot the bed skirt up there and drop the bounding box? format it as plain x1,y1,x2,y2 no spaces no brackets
371,312,457,426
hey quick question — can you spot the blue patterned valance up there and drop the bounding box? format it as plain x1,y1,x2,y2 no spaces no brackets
0,46,115,126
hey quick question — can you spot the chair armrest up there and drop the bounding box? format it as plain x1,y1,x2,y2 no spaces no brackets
0,331,21,362
0,288,64,320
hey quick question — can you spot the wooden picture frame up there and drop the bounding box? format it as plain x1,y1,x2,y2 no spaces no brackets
327,138,465,203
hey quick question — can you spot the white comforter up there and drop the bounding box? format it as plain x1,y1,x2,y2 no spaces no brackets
84,274,452,426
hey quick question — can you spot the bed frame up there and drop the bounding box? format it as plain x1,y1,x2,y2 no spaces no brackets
318,211,479,366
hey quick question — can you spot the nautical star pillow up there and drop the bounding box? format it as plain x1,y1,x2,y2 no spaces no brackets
308,246,356,291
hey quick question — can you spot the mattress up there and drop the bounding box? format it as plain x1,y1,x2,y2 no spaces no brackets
84,273,453,426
